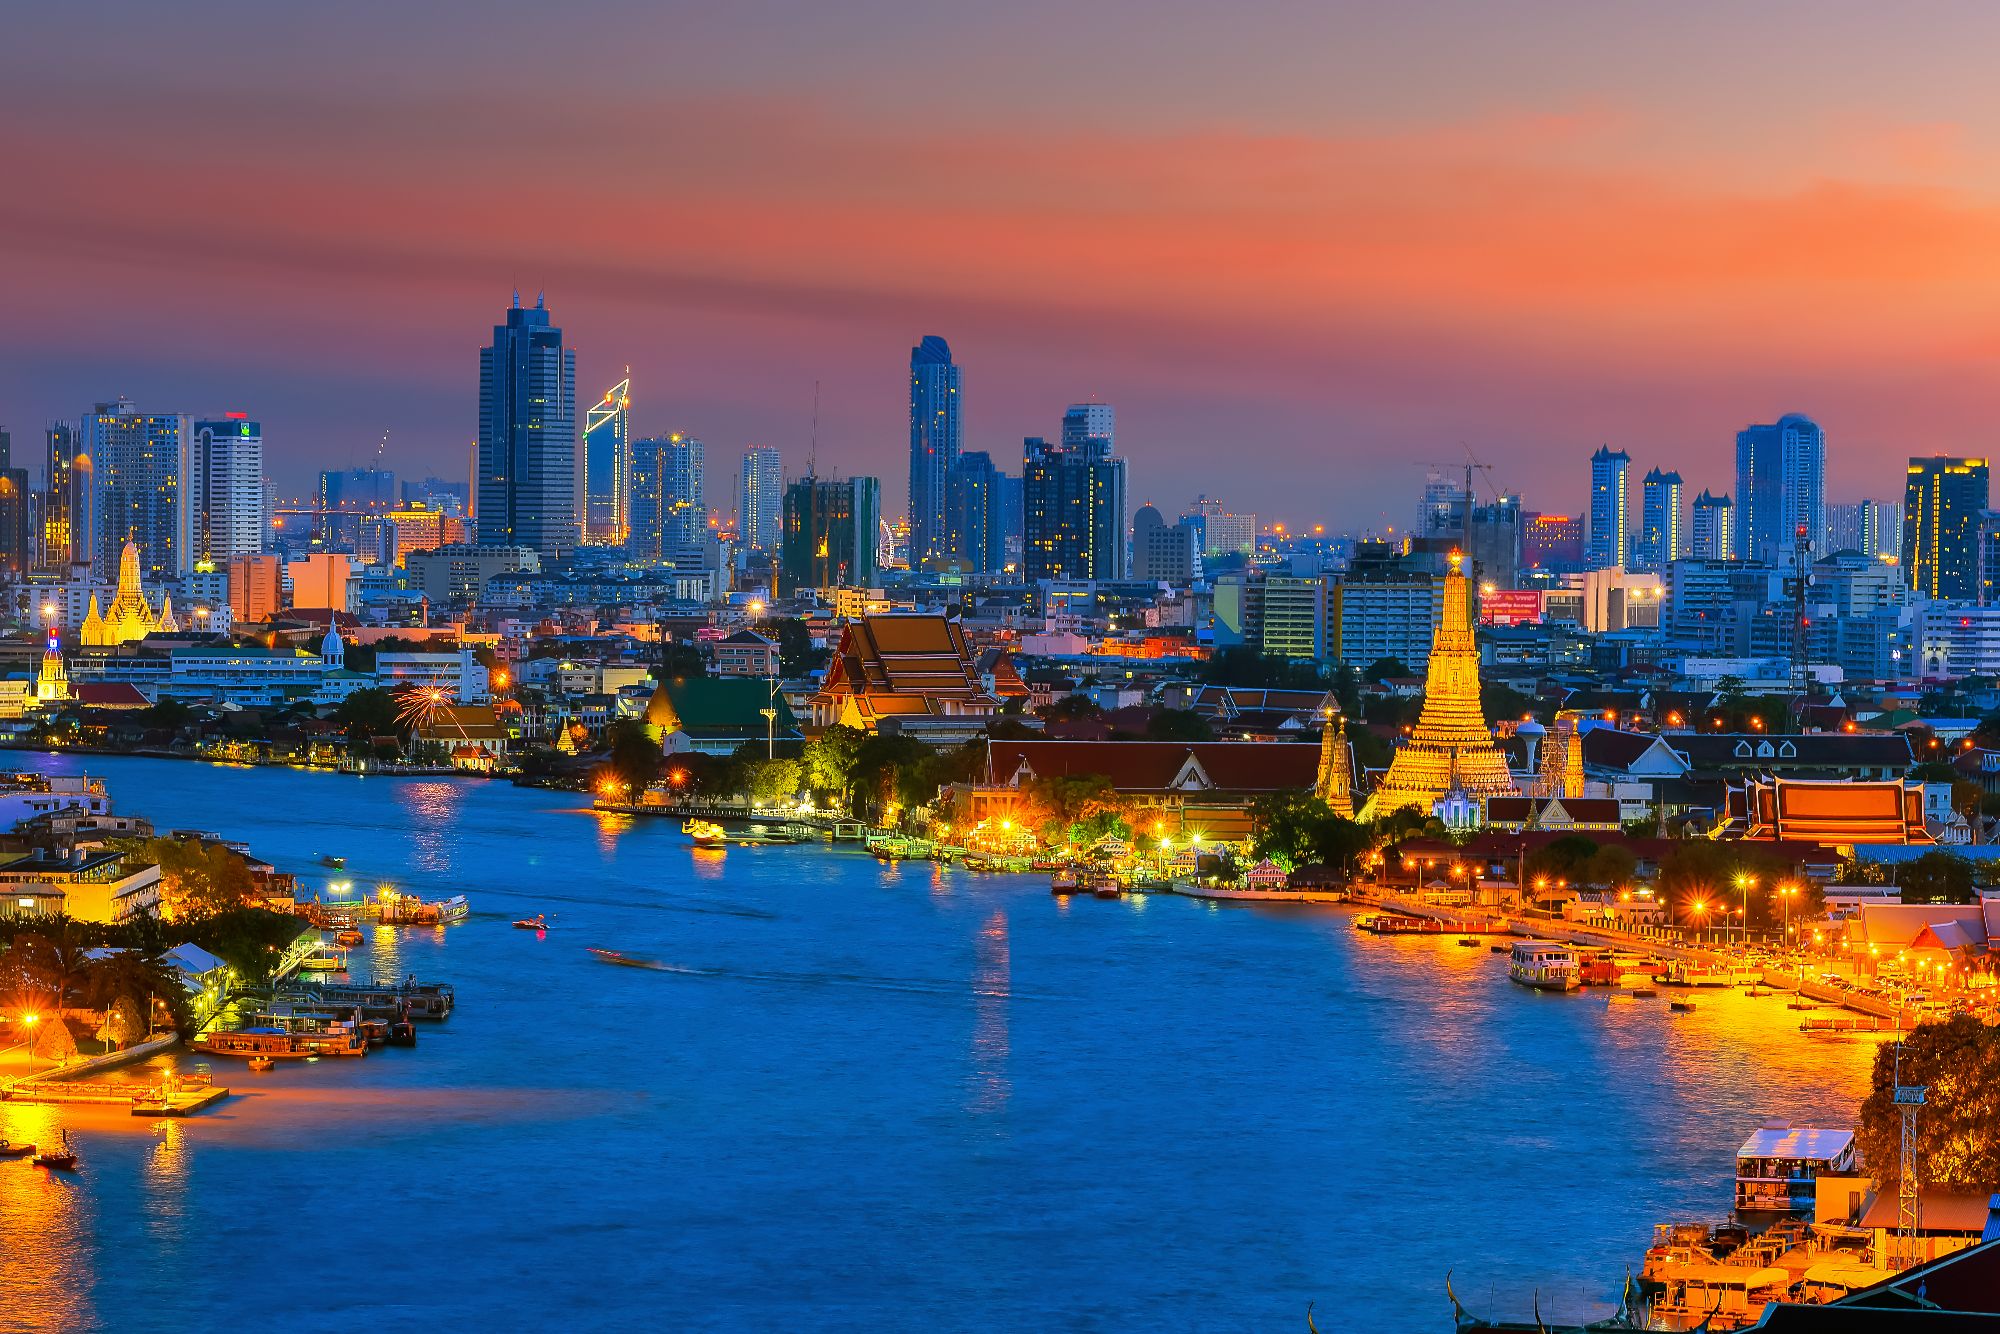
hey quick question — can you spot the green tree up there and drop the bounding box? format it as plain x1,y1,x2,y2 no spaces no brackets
775,619,825,677
1584,843,1639,889
602,719,663,797
801,724,867,806
1144,708,1213,742
1364,657,1410,683
1857,1016,2000,1192
1894,850,1977,905
1248,791,1370,872
1040,694,1104,723
137,697,195,732
333,688,403,742
145,838,257,920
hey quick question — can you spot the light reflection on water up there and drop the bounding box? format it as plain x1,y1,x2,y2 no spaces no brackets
0,754,1883,1330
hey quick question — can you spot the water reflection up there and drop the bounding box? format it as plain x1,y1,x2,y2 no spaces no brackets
0,1102,91,1332
141,1120,190,1256
968,910,1011,1118
689,847,728,880
392,781,469,873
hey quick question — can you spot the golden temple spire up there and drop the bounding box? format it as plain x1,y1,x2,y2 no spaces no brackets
1359,555,1517,820
1315,706,1354,819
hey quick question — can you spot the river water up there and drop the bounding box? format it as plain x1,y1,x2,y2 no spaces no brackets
0,755,1880,1332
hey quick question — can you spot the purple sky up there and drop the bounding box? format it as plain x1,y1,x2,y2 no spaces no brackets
6,3,2000,530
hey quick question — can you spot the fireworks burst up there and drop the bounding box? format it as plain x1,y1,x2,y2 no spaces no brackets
395,685,454,733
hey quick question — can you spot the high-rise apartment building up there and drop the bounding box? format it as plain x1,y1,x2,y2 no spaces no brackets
1060,403,1115,454
1634,468,1683,571
582,373,631,545
0,430,28,577
87,398,189,581
1903,456,1989,600
41,422,92,570
1130,505,1202,583
740,445,782,554
1467,495,1522,589
627,433,704,562
476,294,578,562
227,553,281,622
1586,446,1630,569
190,415,265,566
1022,434,1126,582
782,474,880,590
1522,513,1584,570
946,450,1007,573
1734,414,1825,562
1859,499,1902,563
907,335,961,568
1689,491,1733,560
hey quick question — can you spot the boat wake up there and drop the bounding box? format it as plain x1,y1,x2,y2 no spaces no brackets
585,949,1038,1001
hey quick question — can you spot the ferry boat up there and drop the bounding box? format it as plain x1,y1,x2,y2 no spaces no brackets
1049,866,1080,894
867,834,915,862
1354,913,1447,935
1508,942,1579,991
682,819,727,846
334,929,364,948
194,1028,319,1059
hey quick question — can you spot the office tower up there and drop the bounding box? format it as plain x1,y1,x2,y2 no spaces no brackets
907,335,961,567
1521,513,1583,570
1022,434,1126,582
42,421,92,571
1734,413,1825,562
189,415,265,566
320,467,398,513
1420,469,1470,539
740,445,782,553
1586,446,1630,569
1130,504,1202,582
1634,468,1683,571
0,429,28,577
401,477,469,517
1903,456,1989,600
947,450,1006,573
227,553,281,622
1060,403,1115,454
627,433,704,562
1467,495,1522,589
782,474,881,589
288,553,353,611
86,398,190,581
582,373,631,545
1689,491,1734,560
476,293,578,562
1859,499,1902,562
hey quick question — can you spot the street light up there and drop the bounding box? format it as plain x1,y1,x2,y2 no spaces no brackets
20,1012,37,1077
1734,872,1754,945
1690,898,1710,944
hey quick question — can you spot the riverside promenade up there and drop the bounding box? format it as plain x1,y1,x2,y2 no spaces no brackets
0,1033,229,1115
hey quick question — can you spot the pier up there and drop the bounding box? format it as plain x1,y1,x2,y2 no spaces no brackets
1,1035,231,1116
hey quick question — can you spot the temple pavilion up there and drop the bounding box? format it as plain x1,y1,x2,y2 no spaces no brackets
80,541,176,648
1360,552,1517,820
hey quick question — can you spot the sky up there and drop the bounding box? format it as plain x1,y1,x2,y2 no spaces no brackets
7,2,2000,532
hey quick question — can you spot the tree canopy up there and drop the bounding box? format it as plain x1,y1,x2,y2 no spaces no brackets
1857,1017,2000,1193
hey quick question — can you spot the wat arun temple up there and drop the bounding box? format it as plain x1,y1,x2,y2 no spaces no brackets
1359,552,1517,820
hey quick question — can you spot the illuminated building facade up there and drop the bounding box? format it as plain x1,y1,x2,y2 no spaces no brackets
628,433,704,563
583,373,631,545
1022,434,1125,582
1903,456,1988,601
80,540,176,648
190,415,265,566
87,398,189,581
740,445,782,555
907,335,961,568
782,474,880,590
41,421,93,571
1734,413,1825,562
1586,445,1629,569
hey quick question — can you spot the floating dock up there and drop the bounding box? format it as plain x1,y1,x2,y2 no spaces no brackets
3,1078,229,1116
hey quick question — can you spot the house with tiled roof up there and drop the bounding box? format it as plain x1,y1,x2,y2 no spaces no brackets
811,615,997,740
644,676,800,756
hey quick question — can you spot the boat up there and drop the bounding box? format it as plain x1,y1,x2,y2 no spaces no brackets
1630,987,1659,999
513,914,548,931
682,819,727,846
247,1056,275,1071
1355,914,1447,935
1671,999,1698,1013
587,947,658,969
868,834,913,862
1049,867,1079,894
334,929,363,948
1456,937,1480,947
319,855,346,868
298,947,349,973
1488,944,1508,954
1508,942,1579,992
1090,870,1121,899
0,1140,34,1158
32,1134,77,1171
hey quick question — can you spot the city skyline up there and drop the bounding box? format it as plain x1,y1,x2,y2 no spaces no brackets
10,8,2000,527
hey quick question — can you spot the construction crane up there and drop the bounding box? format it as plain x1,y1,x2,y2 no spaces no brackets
1411,447,1503,551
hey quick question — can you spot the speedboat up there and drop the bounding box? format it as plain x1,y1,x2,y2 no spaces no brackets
319,855,346,868
682,819,727,846
513,914,548,931
247,1056,275,1072
0,1140,34,1158
334,929,364,947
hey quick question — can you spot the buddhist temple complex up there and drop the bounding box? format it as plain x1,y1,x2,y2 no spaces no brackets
1360,552,1517,820
1315,709,1354,819
80,540,177,648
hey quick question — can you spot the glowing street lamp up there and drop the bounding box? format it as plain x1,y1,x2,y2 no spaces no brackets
1734,872,1755,944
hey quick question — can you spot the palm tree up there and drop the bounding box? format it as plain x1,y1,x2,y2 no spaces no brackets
13,923,96,1020
86,948,186,1038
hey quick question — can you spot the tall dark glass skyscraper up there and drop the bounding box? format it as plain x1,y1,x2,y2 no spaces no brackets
907,335,961,568
477,294,577,561
1022,433,1126,582
783,474,880,589
1903,456,1988,600
42,421,93,570
948,450,1007,573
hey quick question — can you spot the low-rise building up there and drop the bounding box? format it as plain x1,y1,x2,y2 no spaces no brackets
0,847,161,922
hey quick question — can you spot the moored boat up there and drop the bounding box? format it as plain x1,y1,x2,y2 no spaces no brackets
1508,942,1579,992
0,1139,34,1158
334,929,364,948
247,1056,275,1071
513,914,548,930
32,1133,77,1171
1355,913,1446,935
682,818,727,846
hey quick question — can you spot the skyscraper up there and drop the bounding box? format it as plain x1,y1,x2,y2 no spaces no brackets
476,294,578,562
627,433,704,562
1734,413,1825,562
41,421,91,570
1903,456,1989,600
87,398,189,580
582,372,631,545
1022,433,1126,582
782,474,880,590
1689,490,1733,560
1060,403,1115,454
740,445,782,554
1586,446,1630,569
947,450,1006,573
1860,499,1902,562
907,335,961,568
190,415,265,566
1635,468,1683,571
0,430,29,577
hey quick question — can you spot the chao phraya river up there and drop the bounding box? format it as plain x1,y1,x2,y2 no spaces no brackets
0,755,1880,1332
